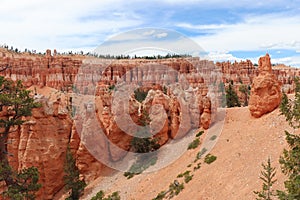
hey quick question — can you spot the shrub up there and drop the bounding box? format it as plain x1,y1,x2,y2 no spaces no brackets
187,138,200,150
152,191,166,200
193,163,201,171
177,171,193,184
168,181,184,198
204,154,217,164
196,130,204,137
131,137,160,153
91,190,120,200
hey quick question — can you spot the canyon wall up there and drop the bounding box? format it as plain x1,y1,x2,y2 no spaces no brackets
0,48,299,199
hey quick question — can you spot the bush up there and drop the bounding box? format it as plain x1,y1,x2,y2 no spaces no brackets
168,181,184,198
131,137,160,153
177,171,193,184
187,138,200,150
152,191,166,200
204,154,217,164
91,190,120,200
193,163,201,171
196,131,204,137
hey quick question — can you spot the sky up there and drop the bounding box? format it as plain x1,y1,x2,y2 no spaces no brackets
1,0,300,66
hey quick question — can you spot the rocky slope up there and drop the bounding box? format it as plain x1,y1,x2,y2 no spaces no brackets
82,106,293,200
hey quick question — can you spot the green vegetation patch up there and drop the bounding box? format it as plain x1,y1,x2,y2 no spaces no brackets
204,154,217,164
187,138,200,150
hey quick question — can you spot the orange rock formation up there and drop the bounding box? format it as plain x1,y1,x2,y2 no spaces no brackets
248,54,282,117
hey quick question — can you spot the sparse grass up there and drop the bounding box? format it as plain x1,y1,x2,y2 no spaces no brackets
210,135,217,141
204,154,217,164
187,138,200,150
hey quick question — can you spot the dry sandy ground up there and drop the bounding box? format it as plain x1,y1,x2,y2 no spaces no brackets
82,106,293,200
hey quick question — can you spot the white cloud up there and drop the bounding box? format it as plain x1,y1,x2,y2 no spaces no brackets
141,30,168,39
143,30,156,36
204,51,300,68
191,13,300,52
176,23,233,30
0,0,142,52
204,51,240,62
155,32,168,38
272,56,300,67
94,29,203,56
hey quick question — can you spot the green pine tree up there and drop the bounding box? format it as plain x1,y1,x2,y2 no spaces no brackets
226,81,241,108
277,78,300,199
254,158,277,200
64,146,86,200
0,76,41,198
1,166,42,200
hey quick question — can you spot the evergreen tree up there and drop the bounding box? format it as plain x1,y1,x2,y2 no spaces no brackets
0,76,40,191
277,78,300,199
1,166,42,200
226,81,241,107
64,146,86,200
239,84,250,106
254,158,277,200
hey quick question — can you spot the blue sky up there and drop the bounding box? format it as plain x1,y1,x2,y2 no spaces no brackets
1,0,300,66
